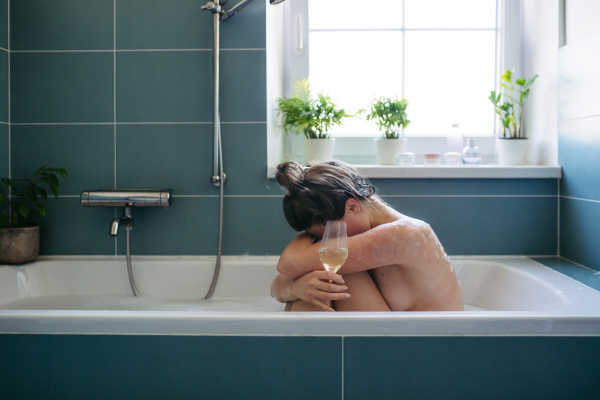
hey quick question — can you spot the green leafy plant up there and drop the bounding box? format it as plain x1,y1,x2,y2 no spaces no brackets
276,78,357,139
366,96,410,139
489,69,538,138
0,166,69,228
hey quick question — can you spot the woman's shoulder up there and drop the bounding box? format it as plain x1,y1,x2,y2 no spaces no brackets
381,216,432,237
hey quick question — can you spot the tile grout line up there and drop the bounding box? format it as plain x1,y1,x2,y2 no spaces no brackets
7,0,10,195
10,121,267,125
557,179,560,256
114,0,117,256
558,255,598,273
341,336,344,400
560,195,600,204
9,48,266,53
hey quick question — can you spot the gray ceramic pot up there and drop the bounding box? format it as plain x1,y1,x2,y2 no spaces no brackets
0,224,40,264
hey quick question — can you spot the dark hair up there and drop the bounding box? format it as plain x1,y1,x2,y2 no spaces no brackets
275,160,377,231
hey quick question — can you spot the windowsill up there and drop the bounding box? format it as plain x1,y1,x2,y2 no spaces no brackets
267,164,562,179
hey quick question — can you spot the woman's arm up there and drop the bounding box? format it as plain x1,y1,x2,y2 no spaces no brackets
277,223,424,279
270,271,350,311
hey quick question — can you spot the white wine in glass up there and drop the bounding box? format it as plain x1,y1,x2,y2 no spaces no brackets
319,221,348,275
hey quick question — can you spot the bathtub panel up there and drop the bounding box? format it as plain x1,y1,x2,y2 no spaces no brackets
344,337,600,400
0,335,343,400
385,196,557,255
559,197,600,272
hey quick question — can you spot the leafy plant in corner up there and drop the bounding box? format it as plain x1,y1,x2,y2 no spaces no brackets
489,69,538,138
366,96,410,139
0,166,69,228
276,78,358,139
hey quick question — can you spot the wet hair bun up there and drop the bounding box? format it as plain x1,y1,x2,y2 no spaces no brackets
275,161,304,192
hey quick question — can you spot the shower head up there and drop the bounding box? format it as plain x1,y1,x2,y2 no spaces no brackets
219,0,287,22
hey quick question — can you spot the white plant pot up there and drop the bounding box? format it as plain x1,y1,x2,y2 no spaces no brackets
375,138,407,165
496,138,529,165
303,138,336,163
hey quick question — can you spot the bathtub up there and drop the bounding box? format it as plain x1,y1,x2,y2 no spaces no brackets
0,256,599,336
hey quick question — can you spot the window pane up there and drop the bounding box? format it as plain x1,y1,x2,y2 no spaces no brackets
405,0,496,29
310,0,402,30
404,31,495,135
310,31,402,136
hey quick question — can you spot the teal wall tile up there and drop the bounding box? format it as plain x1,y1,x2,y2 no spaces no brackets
117,0,210,50
0,123,7,179
531,257,600,290
558,27,600,270
220,50,266,122
0,49,7,122
386,196,557,255
559,197,600,271
11,125,114,195
30,198,115,255
219,0,266,49
0,335,342,399
116,0,265,50
373,178,558,196
344,337,600,400
116,124,213,194
10,0,113,50
559,116,600,201
0,0,7,49
11,52,114,123
116,197,295,256
117,197,219,256
221,123,285,195
116,51,212,122
222,197,296,255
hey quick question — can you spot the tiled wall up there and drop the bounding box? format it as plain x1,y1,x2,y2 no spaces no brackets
0,0,7,181
558,29,600,271
4,0,557,257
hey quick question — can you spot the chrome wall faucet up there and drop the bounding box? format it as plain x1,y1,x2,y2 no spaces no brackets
81,189,173,297
110,205,133,237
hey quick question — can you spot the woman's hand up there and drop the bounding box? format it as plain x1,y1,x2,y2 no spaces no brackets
290,271,351,312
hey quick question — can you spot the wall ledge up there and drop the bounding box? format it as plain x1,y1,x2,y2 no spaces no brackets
267,165,562,179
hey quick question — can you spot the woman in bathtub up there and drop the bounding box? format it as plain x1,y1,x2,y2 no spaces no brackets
270,160,463,312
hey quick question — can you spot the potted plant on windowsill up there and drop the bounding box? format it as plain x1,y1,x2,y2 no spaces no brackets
0,166,69,264
277,79,356,163
366,96,410,165
489,69,538,165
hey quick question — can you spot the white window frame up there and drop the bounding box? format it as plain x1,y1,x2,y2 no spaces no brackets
281,0,523,165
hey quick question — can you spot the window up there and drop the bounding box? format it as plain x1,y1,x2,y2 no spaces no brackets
305,0,500,137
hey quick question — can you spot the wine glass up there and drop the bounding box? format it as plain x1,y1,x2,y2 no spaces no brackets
319,221,348,309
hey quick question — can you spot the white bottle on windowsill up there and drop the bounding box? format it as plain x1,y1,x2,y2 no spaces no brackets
462,139,481,165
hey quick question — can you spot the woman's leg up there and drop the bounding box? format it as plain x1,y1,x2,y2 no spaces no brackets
333,271,391,311
285,271,390,312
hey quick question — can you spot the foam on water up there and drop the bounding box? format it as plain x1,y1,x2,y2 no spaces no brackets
0,295,284,312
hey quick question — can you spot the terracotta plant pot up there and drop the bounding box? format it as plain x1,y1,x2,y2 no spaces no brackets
0,224,40,264
375,137,407,165
304,138,336,163
496,138,529,165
